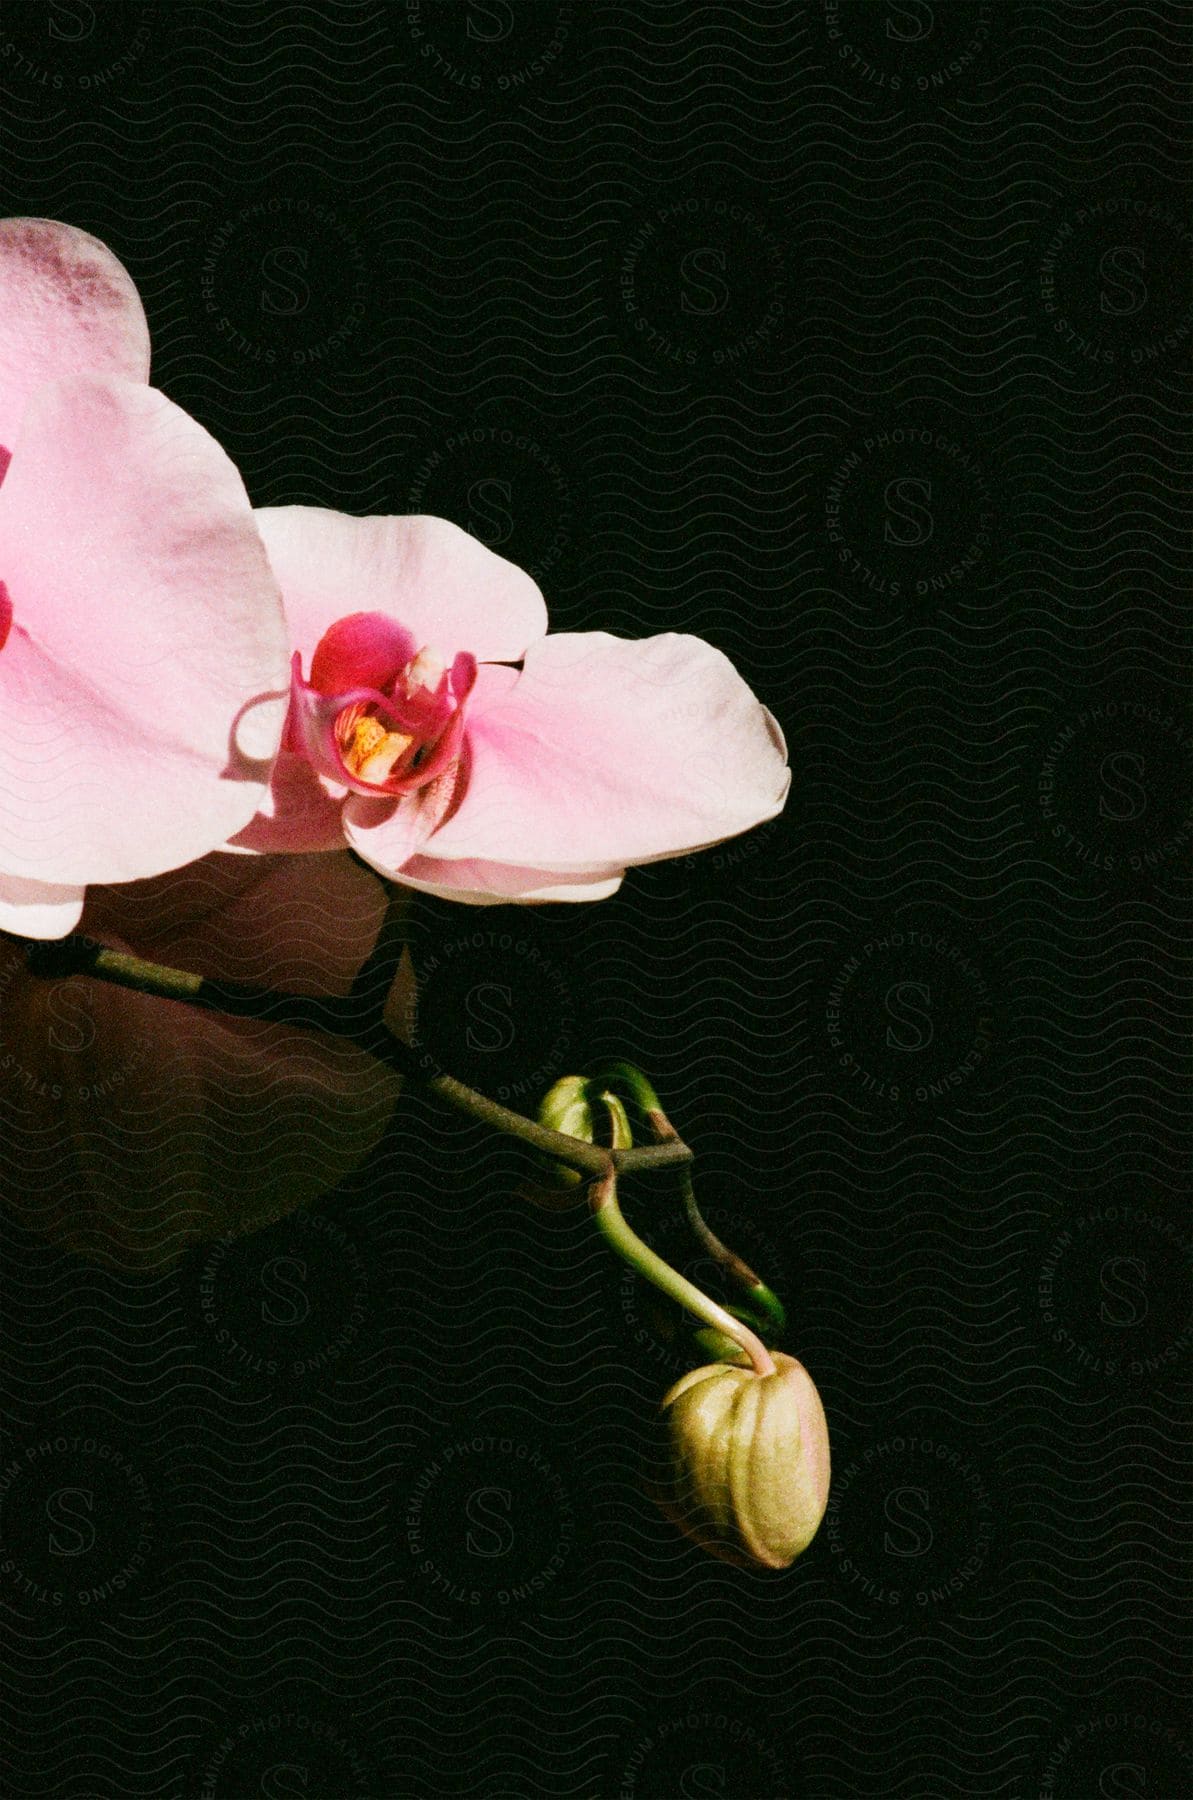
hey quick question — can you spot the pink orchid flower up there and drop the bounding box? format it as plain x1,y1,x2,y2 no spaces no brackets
0,850,408,1272
0,218,289,939
234,509,790,901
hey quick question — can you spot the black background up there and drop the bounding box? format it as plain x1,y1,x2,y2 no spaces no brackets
1,3,1191,1796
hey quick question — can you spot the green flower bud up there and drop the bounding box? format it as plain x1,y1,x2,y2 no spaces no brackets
652,1352,830,1570
536,1075,632,1188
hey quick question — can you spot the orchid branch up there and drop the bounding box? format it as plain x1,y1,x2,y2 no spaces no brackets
15,931,792,1375
16,932,691,1180
586,1166,776,1378
591,1058,787,1334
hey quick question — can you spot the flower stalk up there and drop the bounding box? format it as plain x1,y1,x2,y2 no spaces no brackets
585,1166,776,1378
16,934,785,1378
15,932,692,1181
592,1059,787,1337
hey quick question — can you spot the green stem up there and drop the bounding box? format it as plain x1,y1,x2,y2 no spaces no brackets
18,932,778,1372
677,1166,787,1335
586,1167,776,1378
18,935,691,1180
593,1060,787,1336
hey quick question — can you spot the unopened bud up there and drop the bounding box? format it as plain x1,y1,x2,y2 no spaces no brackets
652,1352,830,1570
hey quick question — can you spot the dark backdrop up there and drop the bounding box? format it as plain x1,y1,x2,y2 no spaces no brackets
0,4,1189,1797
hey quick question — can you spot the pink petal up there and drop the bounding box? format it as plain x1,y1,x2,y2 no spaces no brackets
418,633,790,871
0,872,84,937
0,376,289,890
0,219,150,464
254,507,548,669
227,749,349,855
388,855,625,905
341,756,467,872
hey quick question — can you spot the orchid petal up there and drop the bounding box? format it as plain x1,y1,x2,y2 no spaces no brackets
0,218,150,464
255,507,548,668
227,750,350,855
384,855,625,905
340,754,467,872
0,376,289,892
419,633,790,870
0,872,84,937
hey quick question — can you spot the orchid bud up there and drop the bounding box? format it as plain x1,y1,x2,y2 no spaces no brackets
534,1075,633,1193
652,1352,830,1570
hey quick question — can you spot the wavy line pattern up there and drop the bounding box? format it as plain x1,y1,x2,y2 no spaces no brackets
0,2,1189,1796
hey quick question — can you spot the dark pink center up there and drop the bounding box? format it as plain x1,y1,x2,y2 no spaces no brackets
287,611,476,799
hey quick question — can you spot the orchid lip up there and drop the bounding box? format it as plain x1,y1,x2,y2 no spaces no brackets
287,644,477,799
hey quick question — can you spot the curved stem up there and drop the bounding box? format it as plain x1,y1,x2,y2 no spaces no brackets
17,931,781,1370
17,934,691,1179
593,1059,787,1336
676,1166,787,1335
586,1167,776,1378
